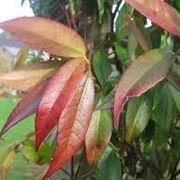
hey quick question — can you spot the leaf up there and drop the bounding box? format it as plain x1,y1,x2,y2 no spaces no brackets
22,140,39,162
37,141,54,164
15,47,29,68
167,64,180,91
97,146,121,180
169,84,180,112
0,79,48,136
125,96,151,142
125,0,180,37
69,0,79,15
0,62,56,91
35,59,86,150
92,51,112,87
22,140,53,164
125,16,149,51
96,89,115,110
0,150,15,180
43,72,94,179
115,3,132,40
0,17,86,58
113,48,175,129
85,108,112,165
97,0,105,23
153,84,176,144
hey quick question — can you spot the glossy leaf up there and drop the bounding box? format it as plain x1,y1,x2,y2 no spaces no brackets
153,84,176,144
169,85,180,112
92,51,112,87
35,59,86,150
22,140,39,162
85,108,112,164
125,96,151,142
115,3,132,40
97,147,121,180
0,63,56,91
167,64,180,91
125,0,180,37
114,48,175,129
97,0,105,23
0,79,48,136
125,16,149,51
43,73,94,179
22,140,53,164
0,17,86,58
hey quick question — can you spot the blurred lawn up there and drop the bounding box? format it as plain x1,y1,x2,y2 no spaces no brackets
0,97,42,179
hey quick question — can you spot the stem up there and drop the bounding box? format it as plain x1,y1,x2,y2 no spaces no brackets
88,11,96,61
70,11,78,32
74,150,84,179
58,1,72,27
61,168,71,176
71,157,74,179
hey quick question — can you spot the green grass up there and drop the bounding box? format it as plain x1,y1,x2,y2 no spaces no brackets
0,97,38,180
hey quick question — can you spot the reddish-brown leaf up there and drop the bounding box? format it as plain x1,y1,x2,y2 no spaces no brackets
35,59,86,150
113,48,175,129
125,0,180,36
0,79,49,137
0,17,86,57
43,73,94,179
125,16,149,51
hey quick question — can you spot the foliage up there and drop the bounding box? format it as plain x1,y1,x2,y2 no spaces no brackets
0,0,180,179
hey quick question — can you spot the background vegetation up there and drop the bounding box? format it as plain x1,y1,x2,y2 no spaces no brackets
0,0,180,179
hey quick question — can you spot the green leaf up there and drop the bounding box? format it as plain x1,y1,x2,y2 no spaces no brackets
97,147,121,180
37,142,54,164
115,3,132,40
69,0,79,15
125,96,151,142
97,0,105,23
167,64,180,91
22,140,39,162
92,51,112,87
114,43,128,63
22,140,54,164
85,108,112,164
169,84,180,112
153,84,176,144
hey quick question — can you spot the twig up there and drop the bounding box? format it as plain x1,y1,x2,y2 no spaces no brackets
71,157,74,179
61,168,71,176
74,150,84,179
58,1,72,27
88,11,96,61
70,11,78,32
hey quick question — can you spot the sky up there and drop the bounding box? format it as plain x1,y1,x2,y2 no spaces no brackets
0,0,33,32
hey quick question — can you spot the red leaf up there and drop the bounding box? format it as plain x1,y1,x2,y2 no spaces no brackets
0,17,86,57
0,79,49,136
35,59,86,150
113,48,175,129
43,73,94,179
125,0,180,36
